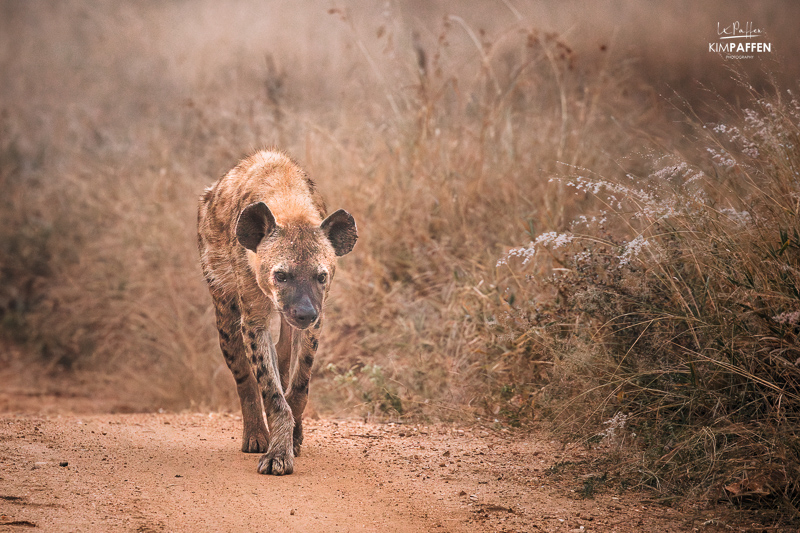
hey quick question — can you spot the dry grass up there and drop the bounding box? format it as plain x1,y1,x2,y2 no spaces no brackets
496,82,800,512
2,0,800,517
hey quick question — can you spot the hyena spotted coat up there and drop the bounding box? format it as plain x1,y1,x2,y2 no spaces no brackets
197,150,357,475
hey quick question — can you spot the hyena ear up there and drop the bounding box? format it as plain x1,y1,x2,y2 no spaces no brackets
236,202,276,252
321,209,358,256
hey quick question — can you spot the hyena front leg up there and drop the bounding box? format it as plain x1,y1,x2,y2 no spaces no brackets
276,316,294,393
241,317,295,475
285,316,322,457
213,298,269,453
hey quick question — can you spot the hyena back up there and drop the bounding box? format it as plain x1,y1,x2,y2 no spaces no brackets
197,149,357,475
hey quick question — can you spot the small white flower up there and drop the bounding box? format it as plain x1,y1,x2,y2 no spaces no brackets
720,208,752,227
535,231,574,249
618,235,648,265
773,311,800,325
599,412,628,440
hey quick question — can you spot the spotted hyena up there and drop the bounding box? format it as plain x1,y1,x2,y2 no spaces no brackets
197,149,357,475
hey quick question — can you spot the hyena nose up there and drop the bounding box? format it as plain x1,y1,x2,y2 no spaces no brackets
290,304,318,328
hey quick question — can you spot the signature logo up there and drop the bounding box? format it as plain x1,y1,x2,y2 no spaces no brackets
709,21,772,58
716,21,764,40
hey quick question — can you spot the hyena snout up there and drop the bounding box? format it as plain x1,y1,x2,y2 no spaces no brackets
286,294,318,329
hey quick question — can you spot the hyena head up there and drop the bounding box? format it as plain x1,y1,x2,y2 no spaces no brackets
235,202,357,329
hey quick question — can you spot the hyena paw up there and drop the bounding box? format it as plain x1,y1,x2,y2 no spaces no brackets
257,447,294,475
242,427,269,453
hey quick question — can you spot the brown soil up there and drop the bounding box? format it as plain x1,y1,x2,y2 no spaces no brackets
0,358,779,532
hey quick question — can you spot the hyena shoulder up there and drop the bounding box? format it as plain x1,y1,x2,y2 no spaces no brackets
200,150,327,234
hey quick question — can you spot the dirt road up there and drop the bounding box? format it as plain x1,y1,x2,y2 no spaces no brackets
1,408,707,533
0,359,756,532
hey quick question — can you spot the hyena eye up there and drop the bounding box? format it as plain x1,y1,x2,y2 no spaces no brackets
274,271,288,283
316,272,328,284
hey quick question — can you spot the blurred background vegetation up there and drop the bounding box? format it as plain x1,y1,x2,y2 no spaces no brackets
2,0,799,517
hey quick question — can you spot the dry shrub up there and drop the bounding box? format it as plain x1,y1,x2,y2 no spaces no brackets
498,81,800,513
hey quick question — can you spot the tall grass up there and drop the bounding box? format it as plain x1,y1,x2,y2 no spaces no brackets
0,0,644,410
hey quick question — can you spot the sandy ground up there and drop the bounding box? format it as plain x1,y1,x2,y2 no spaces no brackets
0,358,785,532
0,412,689,533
